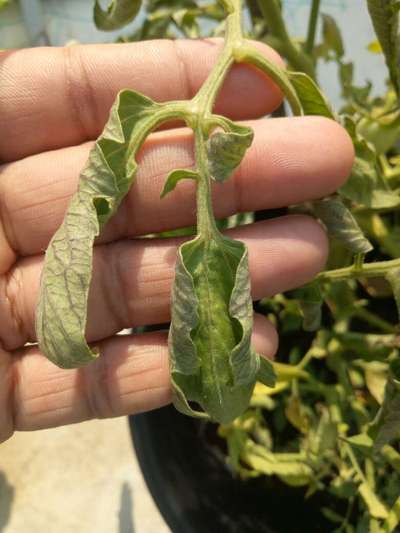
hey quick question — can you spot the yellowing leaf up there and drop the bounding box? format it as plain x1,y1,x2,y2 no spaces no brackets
242,441,314,486
365,361,388,404
384,495,400,532
285,395,310,433
359,481,389,519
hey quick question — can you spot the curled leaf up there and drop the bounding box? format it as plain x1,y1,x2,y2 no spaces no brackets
294,282,323,332
256,356,276,388
36,90,168,368
169,235,261,423
313,197,373,255
160,169,198,198
94,0,142,31
207,121,253,182
288,71,335,119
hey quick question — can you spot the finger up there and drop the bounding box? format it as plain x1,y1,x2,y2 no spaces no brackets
0,116,353,260
11,314,277,433
1,216,327,351
0,40,283,161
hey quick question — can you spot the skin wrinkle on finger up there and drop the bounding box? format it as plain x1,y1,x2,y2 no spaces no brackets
0,116,354,257
0,40,283,161
0,216,328,352
10,314,277,433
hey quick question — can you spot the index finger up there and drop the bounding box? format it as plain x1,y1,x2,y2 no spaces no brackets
0,39,283,162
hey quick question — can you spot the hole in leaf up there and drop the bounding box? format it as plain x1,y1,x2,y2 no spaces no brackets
93,197,110,217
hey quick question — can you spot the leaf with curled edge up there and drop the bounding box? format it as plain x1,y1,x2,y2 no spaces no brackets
367,0,400,98
94,0,142,31
36,90,169,369
207,121,253,183
160,169,198,198
294,281,323,332
313,197,373,255
169,234,273,424
288,71,335,119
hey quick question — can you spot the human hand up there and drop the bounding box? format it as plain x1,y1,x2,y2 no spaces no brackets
0,40,353,443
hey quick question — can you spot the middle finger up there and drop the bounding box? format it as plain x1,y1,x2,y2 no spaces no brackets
0,116,353,257
2,216,327,351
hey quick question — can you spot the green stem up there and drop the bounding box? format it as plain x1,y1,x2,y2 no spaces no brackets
317,257,400,283
195,128,219,238
190,0,244,236
256,0,315,78
305,0,321,55
353,307,396,334
233,45,303,116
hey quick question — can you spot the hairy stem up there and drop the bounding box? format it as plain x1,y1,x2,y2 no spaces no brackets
318,258,400,283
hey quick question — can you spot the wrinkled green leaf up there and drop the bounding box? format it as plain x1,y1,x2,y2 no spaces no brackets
36,90,167,368
295,281,323,332
288,71,335,119
207,121,253,182
169,234,262,423
94,0,142,31
313,197,373,255
367,0,400,97
160,169,198,198
340,117,400,208
256,356,276,388
359,481,389,519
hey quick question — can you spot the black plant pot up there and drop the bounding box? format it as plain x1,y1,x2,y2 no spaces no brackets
129,405,338,533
